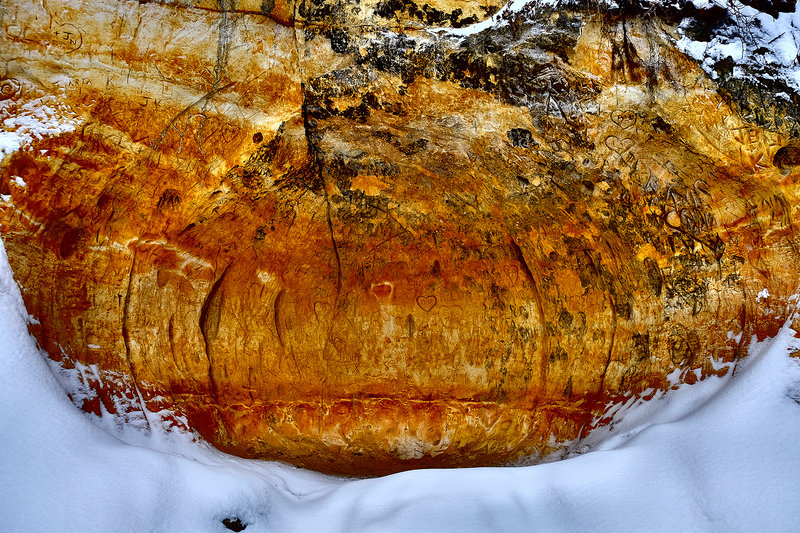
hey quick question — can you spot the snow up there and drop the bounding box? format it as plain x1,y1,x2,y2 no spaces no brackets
436,0,558,38
676,0,800,92
0,94,81,158
2,232,800,531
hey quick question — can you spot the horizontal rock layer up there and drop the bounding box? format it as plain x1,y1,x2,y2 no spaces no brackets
1,0,799,474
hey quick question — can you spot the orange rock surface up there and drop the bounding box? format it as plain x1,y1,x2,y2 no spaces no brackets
1,0,799,474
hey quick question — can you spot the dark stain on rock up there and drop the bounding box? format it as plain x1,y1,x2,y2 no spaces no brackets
774,144,800,169
259,0,275,16
558,309,573,330
327,28,350,54
59,227,84,259
549,345,568,364
508,128,533,149
342,102,370,123
643,257,663,297
631,332,650,362
374,0,480,28
668,331,691,365
157,189,181,211
651,116,673,134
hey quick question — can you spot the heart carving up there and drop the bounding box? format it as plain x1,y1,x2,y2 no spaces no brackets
219,123,242,144
605,135,635,155
503,265,519,284
611,110,637,130
314,301,332,322
416,294,437,313
371,282,393,298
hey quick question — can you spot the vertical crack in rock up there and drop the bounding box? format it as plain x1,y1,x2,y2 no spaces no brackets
319,160,341,435
199,263,231,404
121,248,153,431
292,8,335,426
732,300,749,377
273,288,285,348
599,295,618,393
214,0,237,83
168,315,177,368
147,0,237,161
324,194,343,303
593,249,618,395
509,237,548,393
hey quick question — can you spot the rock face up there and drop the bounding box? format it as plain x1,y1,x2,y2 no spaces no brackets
1,0,800,474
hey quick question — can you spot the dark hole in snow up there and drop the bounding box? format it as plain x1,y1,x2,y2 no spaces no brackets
222,517,248,531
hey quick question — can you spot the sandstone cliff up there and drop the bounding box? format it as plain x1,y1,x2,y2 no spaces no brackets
1,0,799,474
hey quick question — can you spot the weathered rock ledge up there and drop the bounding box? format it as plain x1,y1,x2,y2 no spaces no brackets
1,0,799,474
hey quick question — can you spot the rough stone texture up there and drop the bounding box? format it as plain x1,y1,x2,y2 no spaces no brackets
1,0,800,475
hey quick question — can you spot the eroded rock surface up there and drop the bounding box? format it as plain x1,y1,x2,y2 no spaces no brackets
1,0,799,474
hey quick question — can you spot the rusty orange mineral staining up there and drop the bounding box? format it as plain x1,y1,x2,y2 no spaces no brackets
1,0,799,475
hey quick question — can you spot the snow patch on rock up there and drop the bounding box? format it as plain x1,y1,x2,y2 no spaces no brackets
676,0,800,92
0,93,81,158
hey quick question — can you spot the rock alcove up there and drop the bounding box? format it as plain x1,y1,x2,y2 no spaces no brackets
1,0,799,475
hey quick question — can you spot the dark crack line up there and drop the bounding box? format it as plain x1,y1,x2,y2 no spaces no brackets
596,270,618,394
140,0,237,180
273,288,285,349
325,195,343,302
598,298,617,394
199,262,231,405
509,237,548,396
294,11,342,350
732,299,748,377
121,247,153,432
135,3,238,173
214,0,237,83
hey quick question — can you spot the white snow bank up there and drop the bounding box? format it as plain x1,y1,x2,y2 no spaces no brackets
2,231,800,532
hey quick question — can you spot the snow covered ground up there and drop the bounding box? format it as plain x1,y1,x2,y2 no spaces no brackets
2,239,800,532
